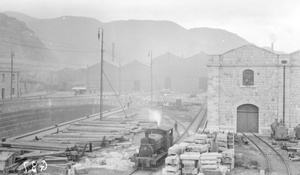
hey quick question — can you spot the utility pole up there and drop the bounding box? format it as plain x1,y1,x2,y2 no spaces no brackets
86,64,89,87
149,51,153,103
282,60,287,125
99,28,104,121
119,54,121,96
10,48,14,99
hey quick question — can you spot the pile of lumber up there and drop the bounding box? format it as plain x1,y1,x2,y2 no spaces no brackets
0,141,80,174
42,117,144,147
163,130,235,175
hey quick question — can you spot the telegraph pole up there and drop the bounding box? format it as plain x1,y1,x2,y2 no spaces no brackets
282,60,287,125
149,51,153,103
10,48,14,99
99,28,104,121
119,55,121,96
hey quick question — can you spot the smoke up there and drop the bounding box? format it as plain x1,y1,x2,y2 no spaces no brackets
270,33,277,43
148,109,162,127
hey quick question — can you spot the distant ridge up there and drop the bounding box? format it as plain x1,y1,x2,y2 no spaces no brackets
4,11,250,66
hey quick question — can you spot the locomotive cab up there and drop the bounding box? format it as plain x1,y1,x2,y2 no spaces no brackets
132,126,174,170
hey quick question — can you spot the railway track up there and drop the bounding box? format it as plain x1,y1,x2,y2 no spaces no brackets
241,132,291,175
127,102,207,175
127,169,154,175
174,102,207,144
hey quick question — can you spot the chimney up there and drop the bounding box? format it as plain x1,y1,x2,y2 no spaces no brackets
271,42,274,52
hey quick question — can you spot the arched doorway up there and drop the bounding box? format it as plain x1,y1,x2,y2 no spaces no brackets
237,104,259,133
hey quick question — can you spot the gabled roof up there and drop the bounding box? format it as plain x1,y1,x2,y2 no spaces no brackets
219,44,277,56
290,49,300,55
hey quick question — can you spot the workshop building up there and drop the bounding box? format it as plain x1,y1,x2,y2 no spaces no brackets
207,44,300,134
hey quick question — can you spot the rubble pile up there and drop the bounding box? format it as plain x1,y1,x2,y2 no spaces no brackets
163,130,235,175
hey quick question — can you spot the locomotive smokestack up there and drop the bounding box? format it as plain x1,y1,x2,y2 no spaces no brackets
145,131,149,139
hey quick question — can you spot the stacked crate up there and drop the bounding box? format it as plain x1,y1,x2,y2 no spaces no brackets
164,130,235,175
193,134,209,145
163,142,189,175
180,152,201,175
199,153,221,171
164,155,181,175
216,133,228,152
186,144,209,154
221,149,235,171
227,132,234,149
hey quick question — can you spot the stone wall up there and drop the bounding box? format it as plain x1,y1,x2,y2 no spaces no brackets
290,51,300,128
0,97,115,138
207,45,298,134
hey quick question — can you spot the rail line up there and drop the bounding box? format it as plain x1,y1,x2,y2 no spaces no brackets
127,169,154,175
174,102,207,144
241,132,291,175
127,102,207,175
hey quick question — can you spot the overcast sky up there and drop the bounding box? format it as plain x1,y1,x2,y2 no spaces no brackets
1,0,300,53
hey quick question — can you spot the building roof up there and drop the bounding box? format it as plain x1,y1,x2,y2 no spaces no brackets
72,87,87,90
219,44,277,56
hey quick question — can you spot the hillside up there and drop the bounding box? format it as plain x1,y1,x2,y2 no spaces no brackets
3,11,38,23
4,12,250,66
0,13,56,63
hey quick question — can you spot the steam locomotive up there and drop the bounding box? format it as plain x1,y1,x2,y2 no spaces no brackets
131,126,174,170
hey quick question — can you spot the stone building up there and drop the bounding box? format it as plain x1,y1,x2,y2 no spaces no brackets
207,44,300,134
0,68,20,99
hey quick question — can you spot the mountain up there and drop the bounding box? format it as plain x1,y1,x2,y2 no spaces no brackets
0,13,56,64
3,11,38,23
4,12,250,66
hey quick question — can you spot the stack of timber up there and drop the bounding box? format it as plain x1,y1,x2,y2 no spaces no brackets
0,140,80,174
42,115,146,147
163,129,234,175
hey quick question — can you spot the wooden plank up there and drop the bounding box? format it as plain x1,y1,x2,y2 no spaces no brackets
67,126,130,133
41,137,114,142
44,134,122,140
74,123,125,128
16,151,65,159
41,140,107,146
60,130,124,135
1,141,75,151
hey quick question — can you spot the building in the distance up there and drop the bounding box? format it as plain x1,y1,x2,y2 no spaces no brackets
0,68,20,99
207,44,300,134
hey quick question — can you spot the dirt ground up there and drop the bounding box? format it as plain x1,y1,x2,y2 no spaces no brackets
234,135,300,175
70,95,203,175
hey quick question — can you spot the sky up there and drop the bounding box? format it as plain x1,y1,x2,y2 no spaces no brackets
1,0,300,53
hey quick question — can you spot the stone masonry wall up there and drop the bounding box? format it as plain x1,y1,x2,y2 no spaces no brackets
207,45,296,134
0,97,115,138
290,52,300,128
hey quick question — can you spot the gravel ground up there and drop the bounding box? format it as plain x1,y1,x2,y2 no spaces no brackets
234,136,300,175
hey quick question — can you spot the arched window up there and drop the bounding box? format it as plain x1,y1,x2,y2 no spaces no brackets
243,69,254,85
